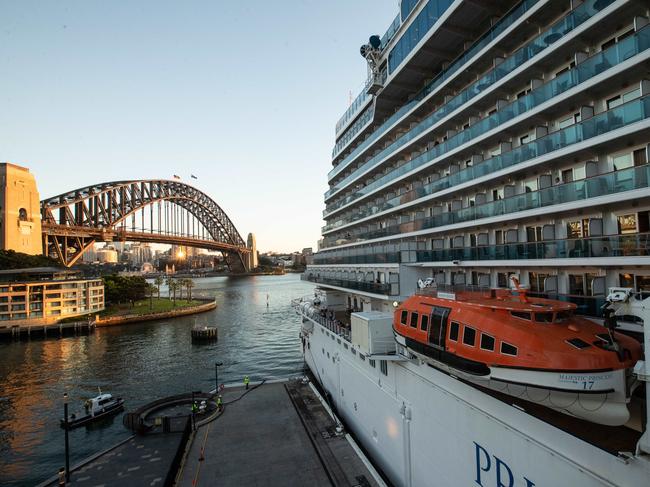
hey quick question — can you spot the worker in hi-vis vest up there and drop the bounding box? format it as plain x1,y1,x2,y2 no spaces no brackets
244,375,250,390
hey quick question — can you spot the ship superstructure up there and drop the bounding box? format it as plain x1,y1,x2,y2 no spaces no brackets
298,1,650,485
307,0,650,319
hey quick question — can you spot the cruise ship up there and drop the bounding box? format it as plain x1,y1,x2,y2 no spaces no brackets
295,1,650,485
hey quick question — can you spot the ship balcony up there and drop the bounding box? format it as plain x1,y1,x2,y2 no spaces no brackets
301,273,396,297
322,92,650,237
322,161,650,249
330,0,544,175
415,232,650,264
325,0,640,203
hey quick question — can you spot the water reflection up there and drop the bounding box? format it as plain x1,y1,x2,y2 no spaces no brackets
0,274,312,486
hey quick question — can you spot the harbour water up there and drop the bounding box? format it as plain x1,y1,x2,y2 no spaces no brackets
0,274,313,486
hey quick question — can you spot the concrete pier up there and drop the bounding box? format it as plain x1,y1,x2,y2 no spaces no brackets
177,378,384,487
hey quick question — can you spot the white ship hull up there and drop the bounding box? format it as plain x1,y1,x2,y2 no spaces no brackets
300,313,649,487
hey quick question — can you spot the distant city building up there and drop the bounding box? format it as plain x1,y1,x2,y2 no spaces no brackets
247,233,258,269
0,163,42,255
0,267,104,325
97,244,118,263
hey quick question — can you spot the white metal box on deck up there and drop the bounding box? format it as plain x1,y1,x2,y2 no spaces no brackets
351,311,394,355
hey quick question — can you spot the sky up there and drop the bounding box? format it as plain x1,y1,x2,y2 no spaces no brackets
0,0,396,253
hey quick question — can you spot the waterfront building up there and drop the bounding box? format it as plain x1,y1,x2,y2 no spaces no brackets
306,0,650,319
0,163,42,255
0,267,104,325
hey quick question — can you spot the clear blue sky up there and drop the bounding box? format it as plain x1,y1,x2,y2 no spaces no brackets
0,0,396,253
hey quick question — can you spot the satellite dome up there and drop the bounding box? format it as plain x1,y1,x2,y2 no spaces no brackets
369,35,381,49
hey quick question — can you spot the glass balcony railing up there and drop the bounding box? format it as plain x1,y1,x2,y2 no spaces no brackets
416,233,650,262
301,274,393,296
527,292,607,318
324,161,650,248
313,250,401,265
330,0,540,171
325,0,615,201
313,233,650,265
323,90,650,234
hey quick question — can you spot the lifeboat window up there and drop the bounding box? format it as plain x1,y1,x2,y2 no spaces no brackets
480,334,495,351
400,310,409,326
501,342,518,356
449,322,459,341
566,338,591,349
420,314,429,332
535,312,554,323
410,312,419,328
463,327,476,346
511,311,531,321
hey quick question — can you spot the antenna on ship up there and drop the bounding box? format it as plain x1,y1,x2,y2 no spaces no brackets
359,35,383,95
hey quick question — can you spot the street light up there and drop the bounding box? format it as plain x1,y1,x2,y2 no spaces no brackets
215,362,223,394
63,392,70,482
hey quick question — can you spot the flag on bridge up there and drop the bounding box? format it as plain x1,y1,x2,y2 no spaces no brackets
191,174,198,179
173,174,181,180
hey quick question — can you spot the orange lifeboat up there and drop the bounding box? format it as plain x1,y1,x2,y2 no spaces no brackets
393,282,642,426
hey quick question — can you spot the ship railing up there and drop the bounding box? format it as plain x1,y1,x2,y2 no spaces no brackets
416,284,495,300
291,296,351,341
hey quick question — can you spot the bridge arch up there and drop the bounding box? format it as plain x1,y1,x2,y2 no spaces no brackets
40,179,250,270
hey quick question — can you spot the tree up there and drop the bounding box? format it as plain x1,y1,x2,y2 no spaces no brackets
178,278,184,301
103,275,147,305
154,276,164,299
168,280,178,306
146,283,157,311
185,278,195,302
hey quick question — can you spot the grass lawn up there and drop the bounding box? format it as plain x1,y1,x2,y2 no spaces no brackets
101,298,203,317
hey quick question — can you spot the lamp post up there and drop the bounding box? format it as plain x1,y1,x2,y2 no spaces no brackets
215,362,223,393
63,392,70,482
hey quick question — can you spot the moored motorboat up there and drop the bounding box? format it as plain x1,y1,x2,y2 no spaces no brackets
60,392,125,429
393,279,642,425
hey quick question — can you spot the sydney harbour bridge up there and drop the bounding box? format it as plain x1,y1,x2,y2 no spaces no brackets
39,179,251,271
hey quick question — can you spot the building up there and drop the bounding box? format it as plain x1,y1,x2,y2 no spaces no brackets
247,233,258,269
0,267,104,326
306,0,650,318
0,163,42,255
96,244,118,263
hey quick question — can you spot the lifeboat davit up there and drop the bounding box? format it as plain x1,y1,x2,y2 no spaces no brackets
393,280,642,426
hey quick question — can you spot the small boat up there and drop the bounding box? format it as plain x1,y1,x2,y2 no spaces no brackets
394,278,642,426
60,392,125,429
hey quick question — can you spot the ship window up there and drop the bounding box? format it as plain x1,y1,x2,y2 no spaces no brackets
511,311,531,321
501,342,518,356
535,312,553,323
463,327,476,346
352,348,357,355
420,314,429,332
400,310,409,326
449,321,459,341
360,354,365,361
344,343,348,349
410,312,419,328
480,334,495,351
380,360,388,376
566,338,591,349
369,359,376,368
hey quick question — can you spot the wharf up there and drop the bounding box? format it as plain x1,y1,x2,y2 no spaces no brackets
0,320,94,341
176,379,384,487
